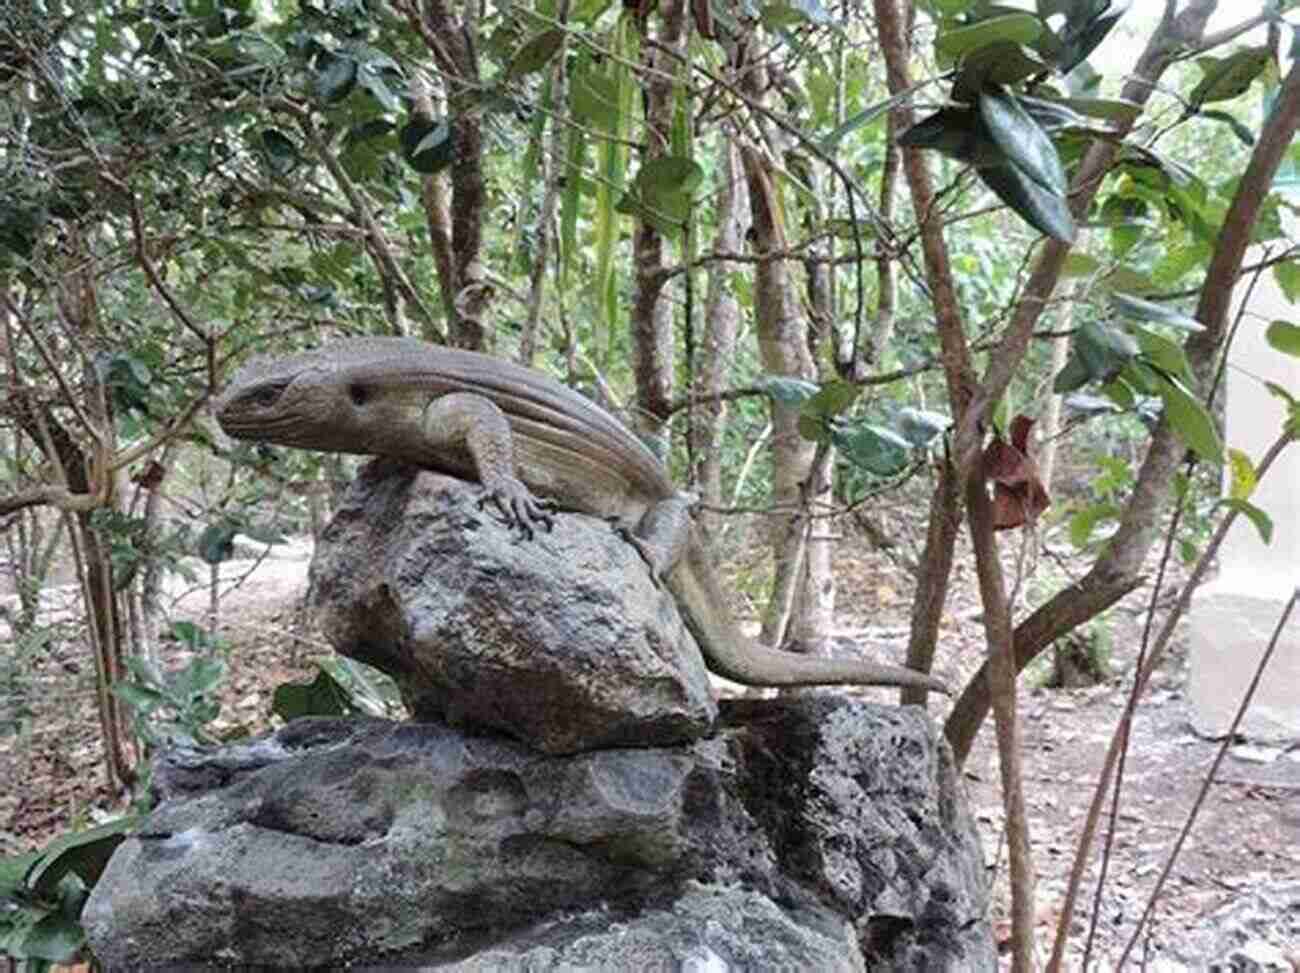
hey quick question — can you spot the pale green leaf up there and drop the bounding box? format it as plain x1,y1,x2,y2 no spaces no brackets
1218,498,1274,544
1265,320,1300,357
1226,447,1256,500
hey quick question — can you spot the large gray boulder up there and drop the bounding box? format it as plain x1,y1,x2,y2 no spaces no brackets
310,461,717,755
84,697,993,971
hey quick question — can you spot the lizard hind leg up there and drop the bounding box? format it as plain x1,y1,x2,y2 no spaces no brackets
618,494,695,585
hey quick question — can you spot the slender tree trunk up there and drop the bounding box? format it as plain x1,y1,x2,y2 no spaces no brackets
738,142,819,648
693,134,748,521
629,0,686,450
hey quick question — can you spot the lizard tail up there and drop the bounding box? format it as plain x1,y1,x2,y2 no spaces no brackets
673,542,951,695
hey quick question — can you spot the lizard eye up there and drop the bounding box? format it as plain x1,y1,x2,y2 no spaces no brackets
246,382,286,408
349,383,370,406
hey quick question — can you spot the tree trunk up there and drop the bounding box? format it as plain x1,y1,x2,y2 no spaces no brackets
739,142,819,648
628,0,686,451
693,134,748,522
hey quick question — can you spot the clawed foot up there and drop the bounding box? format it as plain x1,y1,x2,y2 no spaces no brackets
480,477,555,540
609,520,665,588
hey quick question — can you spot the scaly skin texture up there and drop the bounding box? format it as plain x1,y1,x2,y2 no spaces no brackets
217,337,949,693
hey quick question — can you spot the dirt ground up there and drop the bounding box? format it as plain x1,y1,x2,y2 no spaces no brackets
2,523,1298,969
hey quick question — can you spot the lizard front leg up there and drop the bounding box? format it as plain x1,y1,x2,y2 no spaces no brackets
421,392,554,537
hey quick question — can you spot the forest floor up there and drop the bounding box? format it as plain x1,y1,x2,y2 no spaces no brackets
2,519,1298,970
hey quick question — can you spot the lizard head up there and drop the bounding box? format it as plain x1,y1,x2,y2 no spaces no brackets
216,353,347,449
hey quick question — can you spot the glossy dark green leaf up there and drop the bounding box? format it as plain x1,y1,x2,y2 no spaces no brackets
952,43,1050,102
28,817,138,895
197,522,237,564
832,420,912,476
260,128,298,174
1265,320,1300,357
1134,326,1194,386
1057,0,1128,74
1063,393,1121,417
898,108,999,165
1218,498,1274,545
935,13,1043,63
506,29,564,80
571,66,619,131
1151,371,1222,462
801,379,860,419
757,375,819,404
636,155,704,197
897,408,951,446
976,161,1076,242
20,914,84,962
272,669,352,720
821,94,899,153
1110,292,1204,331
1051,95,1141,124
357,62,400,112
760,0,832,28
980,85,1068,196
1189,47,1271,108
314,52,356,103
1199,108,1256,146
1052,352,1091,393
1014,94,1093,131
399,118,455,173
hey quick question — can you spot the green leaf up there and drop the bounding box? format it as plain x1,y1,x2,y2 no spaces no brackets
1060,252,1101,277
571,66,619,132
272,668,352,720
1053,353,1092,393
1199,108,1255,146
28,817,137,895
1273,261,1300,303
636,155,703,197
760,0,832,28
897,408,951,447
831,421,912,476
174,656,226,700
20,914,84,962
757,375,820,404
506,29,565,80
1134,326,1194,386
315,52,356,103
798,412,830,445
357,62,401,112
1052,96,1142,124
170,619,215,650
259,128,299,174
1057,0,1128,74
399,118,455,174
1076,318,1139,381
1226,447,1257,500
820,94,898,153
1110,292,1204,331
0,850,42,900
952,43,1051,102
1151,371,1222,462
197,522,237,565
1265,320,1300,357
977,161,1076,242
1218,498,1274,545
112,681,165,713
980,85,1068,196
1069,502,1121,547
1189,47,1271,108
801,380,860,420
898,108,1003,166
935,13,1043,63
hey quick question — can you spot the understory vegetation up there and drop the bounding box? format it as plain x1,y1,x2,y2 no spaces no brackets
3,0,1300,967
